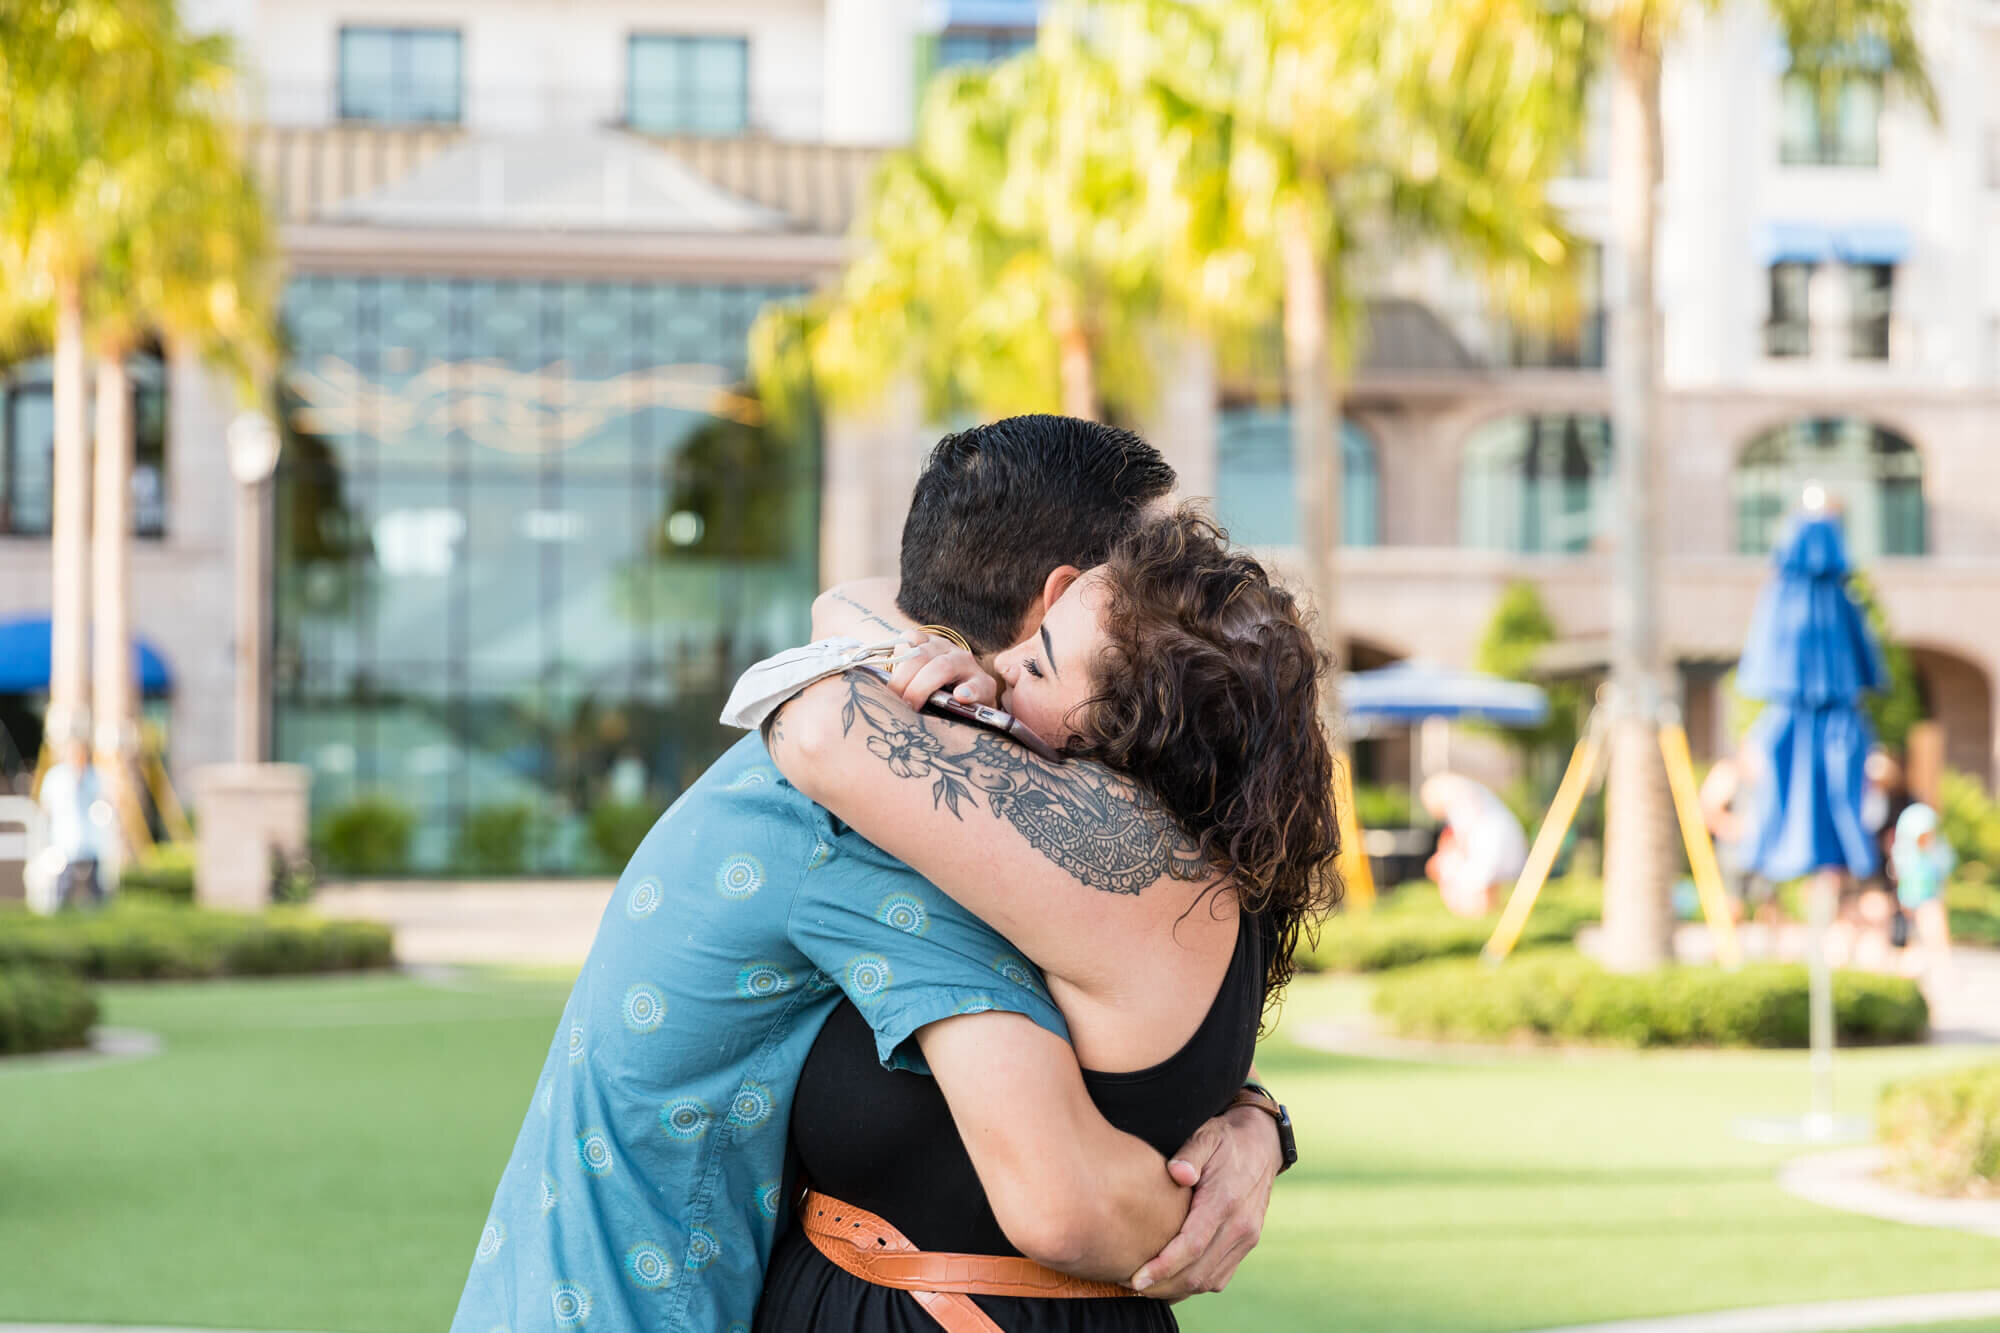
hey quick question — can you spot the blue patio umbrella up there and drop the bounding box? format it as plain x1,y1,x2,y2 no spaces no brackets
1340,661,1548,727
1737,514,1885,882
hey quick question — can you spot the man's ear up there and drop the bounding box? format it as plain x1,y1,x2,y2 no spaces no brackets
1039,565,1083,616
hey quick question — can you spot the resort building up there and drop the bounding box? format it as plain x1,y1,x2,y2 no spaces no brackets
1,0,1997,870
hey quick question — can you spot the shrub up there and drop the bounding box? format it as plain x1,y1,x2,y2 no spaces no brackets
1351,783,1416,830
587,800,663,873
1937,770,2000,874
0,902,394,980
316,795,415,876
0,964,98,1055
1372,950,1928,1048
119,841,196,901
455,803,538,875
1299,878,1599,973
1880,1063,2000,1198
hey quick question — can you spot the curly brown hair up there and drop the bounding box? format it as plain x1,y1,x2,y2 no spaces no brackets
1065,506,1343,1006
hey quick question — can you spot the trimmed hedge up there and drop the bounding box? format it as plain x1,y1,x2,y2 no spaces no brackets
0,903,394,981
316,795,415,876
0,964,98,1055
1880,1063,2000,1198
119,842,196,901
1299,880,1598,974
1372,950,1929,1048
1947,875,2000,948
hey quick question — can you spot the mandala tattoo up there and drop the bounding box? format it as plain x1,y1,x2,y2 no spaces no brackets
835,672,1206,895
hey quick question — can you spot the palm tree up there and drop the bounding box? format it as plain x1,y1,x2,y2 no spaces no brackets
1104,0,1588,687
87,28,274,805
786,27,1167,424
2,0,273,819
1,0,181,749
1585,0,1932,970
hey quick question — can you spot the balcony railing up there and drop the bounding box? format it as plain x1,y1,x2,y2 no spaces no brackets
244,124,884,235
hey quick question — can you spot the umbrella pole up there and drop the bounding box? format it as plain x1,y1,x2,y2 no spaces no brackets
1807,869,1837,1132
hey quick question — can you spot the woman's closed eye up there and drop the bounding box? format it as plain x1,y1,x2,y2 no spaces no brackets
1022,658,1045,681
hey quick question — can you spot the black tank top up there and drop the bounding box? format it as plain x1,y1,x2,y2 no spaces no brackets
754,908,1269,1332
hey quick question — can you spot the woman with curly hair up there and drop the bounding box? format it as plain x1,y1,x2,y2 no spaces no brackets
758,505,1341,1332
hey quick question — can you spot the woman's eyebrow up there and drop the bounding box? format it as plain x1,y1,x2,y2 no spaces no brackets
1040,624,1060,678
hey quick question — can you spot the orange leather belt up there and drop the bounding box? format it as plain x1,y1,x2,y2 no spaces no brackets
800,1189,1129,1333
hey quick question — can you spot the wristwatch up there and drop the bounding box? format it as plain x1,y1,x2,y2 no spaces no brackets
1228,1081,1298,1174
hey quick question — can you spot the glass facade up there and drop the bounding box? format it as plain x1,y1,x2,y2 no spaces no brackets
1213,406,1378,548
1461,413,1612,554
1735,418,1924,560
0,355,168,538
628,35,750,135
275,275,818,874
338,27,463,124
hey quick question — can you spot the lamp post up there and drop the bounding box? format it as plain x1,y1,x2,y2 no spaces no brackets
225,412,280,764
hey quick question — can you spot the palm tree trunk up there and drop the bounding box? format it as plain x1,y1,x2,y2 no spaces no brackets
1600,29,1675,971
1279,197,1341,663
48,279,92,750
91,347,136,843
1050,284,1100,421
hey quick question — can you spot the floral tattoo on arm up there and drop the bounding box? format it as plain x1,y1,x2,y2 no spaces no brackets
836,671,1207,895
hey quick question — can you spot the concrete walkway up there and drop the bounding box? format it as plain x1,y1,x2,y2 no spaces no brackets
312,880,614,967
1780,1146,2000,1241
1517,1290,2000,1333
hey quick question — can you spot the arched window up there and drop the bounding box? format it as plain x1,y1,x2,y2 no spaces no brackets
1460,413,1612,553
1213,406,1378,548
1735,418,1924,558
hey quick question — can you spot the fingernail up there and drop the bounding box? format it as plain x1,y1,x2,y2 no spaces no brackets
1132,1276,1153,1292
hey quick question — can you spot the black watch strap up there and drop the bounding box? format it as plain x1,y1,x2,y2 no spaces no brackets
1232,1081,1298,1174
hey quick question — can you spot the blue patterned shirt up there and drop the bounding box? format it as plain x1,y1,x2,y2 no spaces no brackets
450,734,1066,1333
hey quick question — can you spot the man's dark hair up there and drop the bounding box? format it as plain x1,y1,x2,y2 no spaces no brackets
898,415,1177,654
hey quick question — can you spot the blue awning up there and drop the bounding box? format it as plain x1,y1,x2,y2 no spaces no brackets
942,0,1039,26
0,616,173,695
1833,222,1911,265
1757,222,1832,265
1340,661,1549,728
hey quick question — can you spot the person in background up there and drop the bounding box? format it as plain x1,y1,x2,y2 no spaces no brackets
1699,746,1779,943
1836,749,1913,969
1421,773,1527,918
1890,802,1954,981
39,737,109,909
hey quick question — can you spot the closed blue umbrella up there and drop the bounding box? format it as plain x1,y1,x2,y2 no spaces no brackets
1737,514,1885,882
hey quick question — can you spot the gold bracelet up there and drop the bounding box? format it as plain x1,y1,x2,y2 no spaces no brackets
915,624,970,653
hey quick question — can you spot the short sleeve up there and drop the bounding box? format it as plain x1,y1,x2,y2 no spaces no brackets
786,806,1068,1074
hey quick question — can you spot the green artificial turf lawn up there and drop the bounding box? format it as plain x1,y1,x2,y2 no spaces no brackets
1,968,1995,1333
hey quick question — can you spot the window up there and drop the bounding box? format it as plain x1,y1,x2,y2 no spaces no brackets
338,27,462,124
936,27,1036,69
1461,414,1612,554
1766,261,1812,358
1735,418,1924,558
0,357,167,538
1778,71,1881,166
1843,263,1894,360
1213,407,1378,548
628,35,749,136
